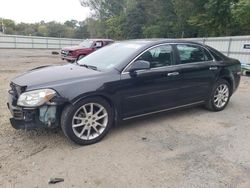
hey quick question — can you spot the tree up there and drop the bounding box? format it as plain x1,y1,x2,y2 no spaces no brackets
80,0,126,18
85,18,104,38
105,15,124,39
232,0,250,35
2,19,15,34
46,22,67,37
2,0,250,39
74,21,90,38
123,1,146,39
37,25,48,37
189,0,238,36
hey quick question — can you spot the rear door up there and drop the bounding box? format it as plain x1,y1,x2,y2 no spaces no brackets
173,43,219,103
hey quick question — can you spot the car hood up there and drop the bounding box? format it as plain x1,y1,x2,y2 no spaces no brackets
12,64,102,89
62,46,91,51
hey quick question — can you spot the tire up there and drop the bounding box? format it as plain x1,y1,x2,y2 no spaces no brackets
61,97,114,145
66,60,75,63
77,55,85,61
205,79,231,111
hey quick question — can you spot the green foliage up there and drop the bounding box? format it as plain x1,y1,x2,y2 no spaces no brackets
123,2,146,39
1,19,16,34
189,0,238,36
1,0,250,39
80,0,126,18
0,19,90,39
85,18,104,38
105,16,124,39
80,0,250,39
232,0,250,35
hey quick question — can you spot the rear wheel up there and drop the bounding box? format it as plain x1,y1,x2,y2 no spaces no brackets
205,79,231,111
61,97,113,145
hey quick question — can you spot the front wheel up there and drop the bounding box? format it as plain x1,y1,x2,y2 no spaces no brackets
61,97,113,145
66,60,75,63
205,79,231,111
77,55,85,61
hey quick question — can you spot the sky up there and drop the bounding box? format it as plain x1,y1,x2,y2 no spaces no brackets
0,0,91,23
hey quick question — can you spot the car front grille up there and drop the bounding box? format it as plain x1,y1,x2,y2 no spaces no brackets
13,109,23,119
61,50,69,56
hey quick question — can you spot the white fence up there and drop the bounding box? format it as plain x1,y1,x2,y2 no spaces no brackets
187,36,250,64
0,34,250,63
0,34,82,49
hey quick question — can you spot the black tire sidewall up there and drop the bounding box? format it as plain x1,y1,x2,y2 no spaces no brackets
61,97,113,145
77,55,85,61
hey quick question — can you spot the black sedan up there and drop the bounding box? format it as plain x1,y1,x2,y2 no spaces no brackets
7,40,241,145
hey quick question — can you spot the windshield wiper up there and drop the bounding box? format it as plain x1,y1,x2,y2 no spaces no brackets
80,64,98,71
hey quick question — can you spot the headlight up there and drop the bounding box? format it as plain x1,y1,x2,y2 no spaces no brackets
17,89,56,107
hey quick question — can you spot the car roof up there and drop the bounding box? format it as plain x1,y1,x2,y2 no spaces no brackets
118,39,203,46
113,38,225,72
91,39,114,42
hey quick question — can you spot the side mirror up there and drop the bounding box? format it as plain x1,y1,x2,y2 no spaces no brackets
129,60,150,74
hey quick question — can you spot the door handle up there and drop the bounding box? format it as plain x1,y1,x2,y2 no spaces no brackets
209,66,218,70
167,72,179,76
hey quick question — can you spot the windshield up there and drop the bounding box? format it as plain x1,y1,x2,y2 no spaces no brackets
79,40,94,48
77,42,144,70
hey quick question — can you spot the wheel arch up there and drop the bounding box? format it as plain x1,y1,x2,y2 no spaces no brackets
77,54,86,60
71,93,119,123
218,69,235,95
78,53,86,57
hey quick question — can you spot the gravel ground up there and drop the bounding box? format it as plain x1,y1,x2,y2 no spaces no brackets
0,49,250,188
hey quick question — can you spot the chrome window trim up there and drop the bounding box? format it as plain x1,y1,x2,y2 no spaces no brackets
121,42,216,75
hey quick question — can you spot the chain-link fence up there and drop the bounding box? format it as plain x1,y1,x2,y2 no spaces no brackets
0,34,82,49
0,34,249,63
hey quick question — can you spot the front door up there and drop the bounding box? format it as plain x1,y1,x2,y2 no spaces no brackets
119,44,184,118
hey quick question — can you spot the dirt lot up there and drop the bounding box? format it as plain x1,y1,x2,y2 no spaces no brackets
0,49,250,188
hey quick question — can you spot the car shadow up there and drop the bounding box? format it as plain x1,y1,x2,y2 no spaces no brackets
110,105,208,135
9,105,219,149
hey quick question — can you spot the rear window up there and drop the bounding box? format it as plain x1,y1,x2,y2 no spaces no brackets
79,40,94,48
207,47,225,61
176,44,213,64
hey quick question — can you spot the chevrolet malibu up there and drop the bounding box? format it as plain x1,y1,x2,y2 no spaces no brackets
7,40,241,145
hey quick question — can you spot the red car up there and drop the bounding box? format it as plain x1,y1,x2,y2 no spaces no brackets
61,39,114,62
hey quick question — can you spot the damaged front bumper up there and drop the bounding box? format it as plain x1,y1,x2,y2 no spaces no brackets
7,102,61,130
7,88,66,130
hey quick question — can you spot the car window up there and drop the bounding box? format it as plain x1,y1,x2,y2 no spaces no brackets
208,48,223,61
95,41,103,48
104,41,113,46
136,45,174,68
78,42,144,70
79,40,94,48
176,44,213,64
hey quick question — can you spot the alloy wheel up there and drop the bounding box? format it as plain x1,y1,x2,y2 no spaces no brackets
213,84,229,108
72,103,108,140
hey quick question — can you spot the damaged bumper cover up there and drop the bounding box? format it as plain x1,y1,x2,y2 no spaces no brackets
7,92,67,130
